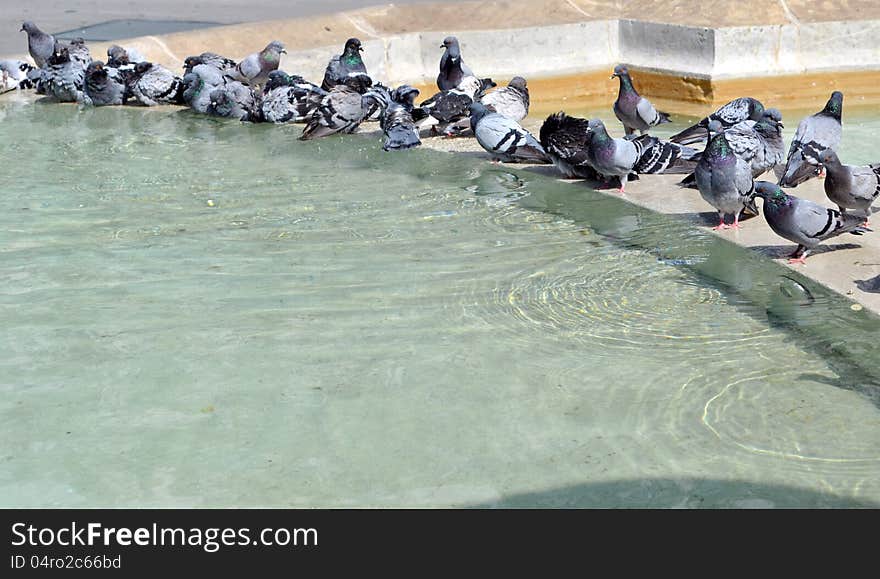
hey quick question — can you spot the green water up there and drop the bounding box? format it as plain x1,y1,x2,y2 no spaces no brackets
1,94,878,507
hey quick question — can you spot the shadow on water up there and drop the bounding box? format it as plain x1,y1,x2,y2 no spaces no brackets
470,478,878,508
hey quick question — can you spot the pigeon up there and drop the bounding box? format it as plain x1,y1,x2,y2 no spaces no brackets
538,112,601,179
679,108,786,187
437,36,474,91
43,42,87,103
611,64,671,136
183,52,237,76
207,85,257,120
106,45,145,70
414,76,495,135
128,61,186,106
0,60,37,92
230,40,286,89
583,118,699,192
669,97,765,145
321,38,368,91
469,101,550,164
20,21,55,69
754,180,868,264
443,76,528,136
373,85,421,151
778,91,843,188
816,149,880,223
66,38,93,71
83,61,126,106
182,63,228,114
692,120,757,229
250,70,327,123
299,77,380,140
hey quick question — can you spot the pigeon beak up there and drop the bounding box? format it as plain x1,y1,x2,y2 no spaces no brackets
610,73,618,79
778,122,784,128
281,49,287,54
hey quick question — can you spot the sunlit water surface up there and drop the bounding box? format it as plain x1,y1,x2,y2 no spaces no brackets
1,95,878,507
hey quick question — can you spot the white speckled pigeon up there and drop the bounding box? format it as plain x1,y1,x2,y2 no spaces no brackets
444,76,528,136
778,91,843,188
372,85,421,151
128,61,185,106
183,52,237,76
66,38,92,71
322,38,368,91
611,64,670,136
754,180,868,264
693,121,757,229
207,84,257,120
230,41,285,89
20,21,55,69
538,112,601,179
250,70,327,123
413,76,496,135
816,149,880,223
299,76,379,140
584,118,699,193
670,97,765,145
437,36,474,91
0,60,37,92
43,42,87,103
83,61,125,106
469,101,550,164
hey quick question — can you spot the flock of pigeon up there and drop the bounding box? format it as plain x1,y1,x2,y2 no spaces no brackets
2,22,879,265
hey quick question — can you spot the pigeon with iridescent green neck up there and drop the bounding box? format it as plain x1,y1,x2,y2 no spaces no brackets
754,180,868,264
611,64,670,136
230,41,285,89
322,38,369,91
693,120,757,230
779,91,843,188
816,149,880,223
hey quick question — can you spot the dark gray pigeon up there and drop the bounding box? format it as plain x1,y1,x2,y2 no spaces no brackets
378,85,421,151
693,120,757,229
183,52,237,76
754,180,868,263
469,102,550,164
538,112,601,180
230,40,286,88
778,91,843,188
817,149,880,222
583,118,699,193
670,97,765,145
128,61,185,106
43,43,87,103
20,21,54,69
437,36,474,91
413,76,495,135
207,85,257,120
300,76,378,140
182,63,228,114
321,38,368,91
83,61,125,106
611,64,670,136
251,71,327,123
66,38,92,71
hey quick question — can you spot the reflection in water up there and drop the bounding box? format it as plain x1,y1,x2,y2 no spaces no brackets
1,98,879,507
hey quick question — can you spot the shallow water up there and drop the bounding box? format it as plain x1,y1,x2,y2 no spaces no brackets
1,95,878,507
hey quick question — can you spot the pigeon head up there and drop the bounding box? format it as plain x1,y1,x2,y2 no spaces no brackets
262,40,287,59
441,36,462,57
764,108,782,122
754,181,789,205
707,120,724,135
21,21,40,34
343,38,363,55
508,76,527,91
816,148,841,167
48,43,70,64
477,78,497,97
183,55,202,70
611,64,629,79
586,118,610,141
208,88,236,115
342,72,373,94
265,70,293,91
392,85,420,106
107,45,129,66
821,91,844,120
134,61,153,76
85,60,106,76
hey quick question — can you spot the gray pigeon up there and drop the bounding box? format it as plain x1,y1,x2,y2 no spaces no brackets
437,36,474,91
182,63,228,114
230,40,285,88
0,60,37,92
583,118,699,193
183,52,237,76
693,120,757,229
43,43,87,103
817,149,880,222
83,60,125,106
670,97,765,145
106,45,145,69
251,71,327,123
300,76,379,140
20,21,54,69
611,64,671,136
538,112,601,180
377,85,421,151
481,76,529,121
778,91,843,188
207,85,256,120
322,38,368,91
469,101,550,164
66,38,92,71
754,180,868,263
128,61,185,106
